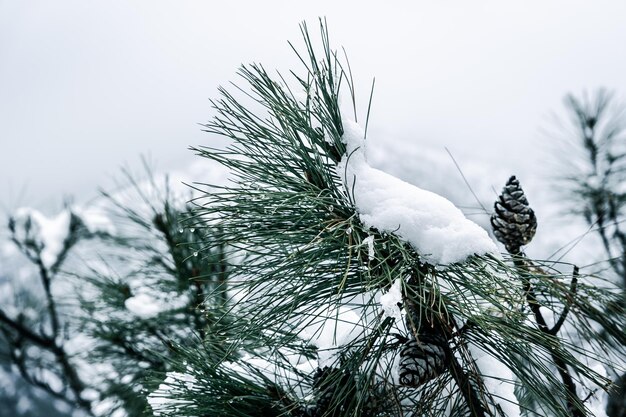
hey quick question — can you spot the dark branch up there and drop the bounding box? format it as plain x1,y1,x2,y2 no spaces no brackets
446,347,489,417
514,256,586,417
4,227,94,415
550,266,579,335
0,309,54,348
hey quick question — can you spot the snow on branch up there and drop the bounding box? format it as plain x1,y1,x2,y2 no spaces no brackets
337,119,497,265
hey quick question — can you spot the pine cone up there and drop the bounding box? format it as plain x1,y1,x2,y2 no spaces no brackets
398,308,449,387
490,175,537,254
310,367,354,417
398,333,449,387
309,367,390,417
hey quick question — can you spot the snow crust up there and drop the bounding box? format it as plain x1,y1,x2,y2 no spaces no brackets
337,120,497,265
10,206,115,269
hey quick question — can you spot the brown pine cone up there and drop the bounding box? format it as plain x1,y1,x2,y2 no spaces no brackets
490,175,537,254
398,305,449,387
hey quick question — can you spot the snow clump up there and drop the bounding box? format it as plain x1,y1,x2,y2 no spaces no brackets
379,278,403,321
336,119,497,265
11,208,72,269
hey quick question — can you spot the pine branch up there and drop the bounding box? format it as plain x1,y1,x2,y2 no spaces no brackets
514,256,586,417
3,212,94,415
190,20,518,417
490,173,625,416
554,90,626,416
149,21,626,417
561,90,626,284
446,351,489,417
1,330,80,410
71,168,236,416
0,309,54,349
549,266,578,336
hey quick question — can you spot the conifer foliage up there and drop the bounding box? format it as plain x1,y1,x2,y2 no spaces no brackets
1,20,625,417
554,90,626,417
147,20,625,417
0,170,230,417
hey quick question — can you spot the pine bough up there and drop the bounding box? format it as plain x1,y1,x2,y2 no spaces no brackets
147,20,626,417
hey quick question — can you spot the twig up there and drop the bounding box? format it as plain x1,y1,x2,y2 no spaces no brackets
445,148,489,215
36,257,61,338
0,310,93,413
51,343,93,412
514,256,586,417
404,272,488,417
550,266,579,335
446,351,489,417
2,232,94,415
0,309,54,348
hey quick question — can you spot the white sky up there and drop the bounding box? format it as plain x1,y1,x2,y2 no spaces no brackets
2,0,626,209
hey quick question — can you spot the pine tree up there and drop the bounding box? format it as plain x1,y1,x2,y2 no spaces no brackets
2,20,625,417
146,20,625,417
551,90,626,417
75,169,231,416
0,166,231,417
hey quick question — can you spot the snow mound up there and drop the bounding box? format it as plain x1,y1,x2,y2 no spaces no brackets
337,120,497,265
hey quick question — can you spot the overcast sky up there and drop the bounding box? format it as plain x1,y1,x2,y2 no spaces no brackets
2,1,626,210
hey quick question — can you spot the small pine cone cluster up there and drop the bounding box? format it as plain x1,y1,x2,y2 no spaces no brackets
490,175,537,254
398,308,449,387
